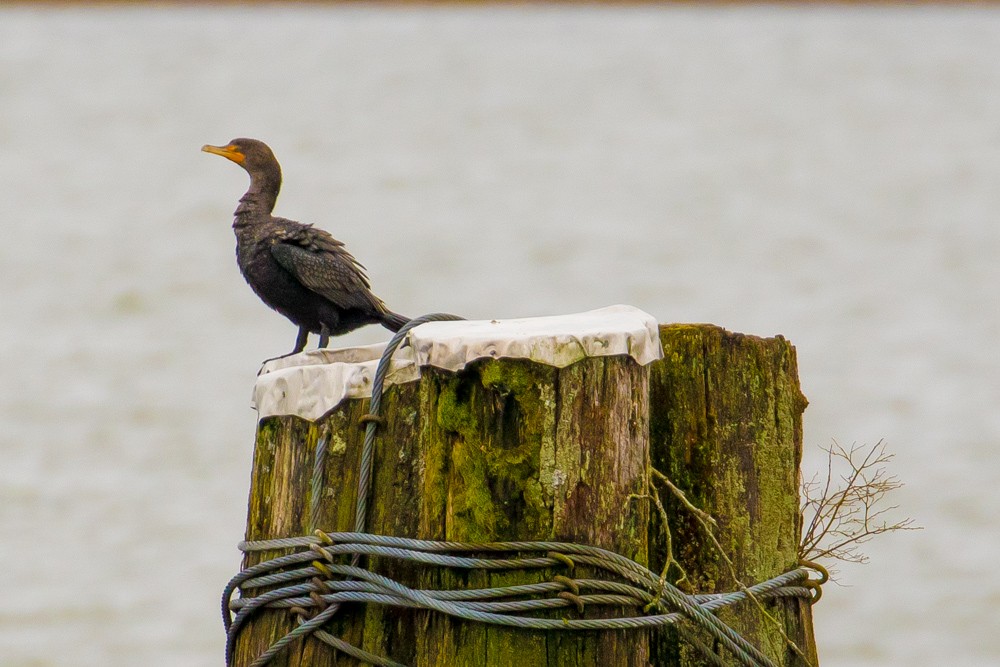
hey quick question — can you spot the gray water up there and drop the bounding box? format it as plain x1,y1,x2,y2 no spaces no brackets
1,5,998,666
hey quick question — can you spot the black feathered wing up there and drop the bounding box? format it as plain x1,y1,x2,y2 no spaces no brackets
270,223,389,314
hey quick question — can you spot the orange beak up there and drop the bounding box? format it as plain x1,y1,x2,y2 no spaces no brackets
201,143,245,164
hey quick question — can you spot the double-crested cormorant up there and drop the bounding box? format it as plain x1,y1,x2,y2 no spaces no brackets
202,138,409,354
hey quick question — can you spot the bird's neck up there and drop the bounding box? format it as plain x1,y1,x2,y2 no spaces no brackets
234,170,281,221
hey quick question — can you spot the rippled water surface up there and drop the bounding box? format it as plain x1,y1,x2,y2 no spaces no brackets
1,5,998,666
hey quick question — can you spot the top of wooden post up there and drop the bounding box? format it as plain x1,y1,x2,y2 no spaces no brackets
251,304,663,421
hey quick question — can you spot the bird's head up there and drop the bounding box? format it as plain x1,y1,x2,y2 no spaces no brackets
202,138,279,174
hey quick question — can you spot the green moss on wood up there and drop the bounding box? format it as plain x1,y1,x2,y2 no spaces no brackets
649,324,816,666
430,359,556,543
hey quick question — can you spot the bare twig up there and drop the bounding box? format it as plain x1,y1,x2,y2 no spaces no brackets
629,480,691,595
799,440,920,579
651,467,813,666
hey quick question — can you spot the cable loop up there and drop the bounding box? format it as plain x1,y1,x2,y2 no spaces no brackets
557,591,586,615
552,575,580,595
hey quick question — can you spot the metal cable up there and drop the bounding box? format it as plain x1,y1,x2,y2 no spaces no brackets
308,426,329,533
226,540,814,665
354,313,465,536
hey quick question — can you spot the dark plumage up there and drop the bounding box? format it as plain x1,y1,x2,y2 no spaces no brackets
202,138,409,354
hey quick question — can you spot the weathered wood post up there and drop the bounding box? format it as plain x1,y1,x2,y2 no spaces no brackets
649,325,817,665
228,309,818,666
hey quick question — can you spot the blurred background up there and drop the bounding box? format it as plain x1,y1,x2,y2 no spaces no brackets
1,3,997,666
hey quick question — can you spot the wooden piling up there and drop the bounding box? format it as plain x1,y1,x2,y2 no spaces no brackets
649,325,817,666
231,322,817,666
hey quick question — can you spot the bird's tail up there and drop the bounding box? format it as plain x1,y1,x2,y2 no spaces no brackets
381,311,412,332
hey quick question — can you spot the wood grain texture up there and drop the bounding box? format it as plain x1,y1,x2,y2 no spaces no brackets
649,324,817,666
414,357,650,667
